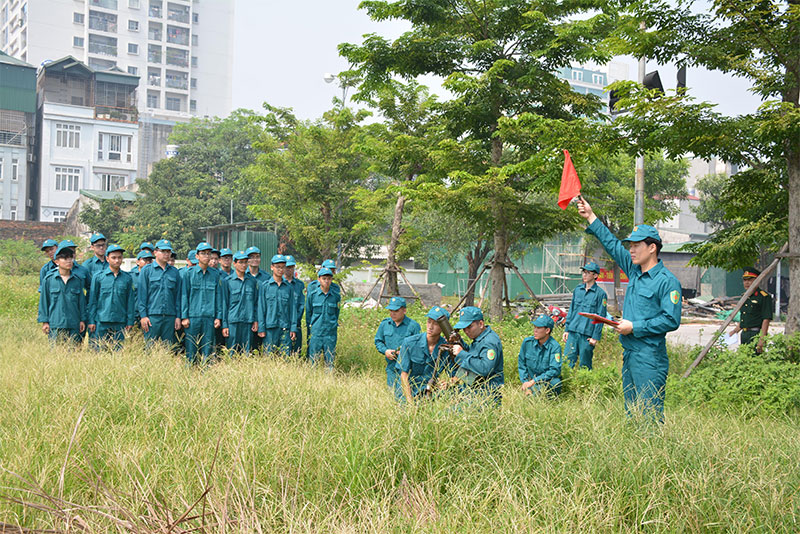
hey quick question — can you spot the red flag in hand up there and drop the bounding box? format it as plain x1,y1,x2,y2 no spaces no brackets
558,149,582,209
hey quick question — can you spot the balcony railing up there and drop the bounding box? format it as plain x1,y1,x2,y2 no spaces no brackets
165,78,187,90
95,105,138,123
148,30,162,40
165,52,188,67
90,0,119,9
167,10,189,24
89,16,117,33
148,75,161,86
149,7,162,17
89,42,118,56
148,51,162,63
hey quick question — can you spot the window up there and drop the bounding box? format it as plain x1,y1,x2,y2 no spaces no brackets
98,132,103,160
74,12,84,24
191,34,197,46
191,55,197,67
147,43,162,62
147,92,159,108
55,123,81,148
127,65,138,75
101,174,126,191
0,158,3,180
572,70,583,81
129,0,140,8
55,167,81,192
109,134,122,160
165,95,181,111
73,36,84,47
190,77,196,89
53,210,68,223
128,19,139,31
127,136,132,162
11,159,18,181
189,99,196,112
192,12,198,23
128,42,138,54
9,207,16,221
592,73,604,85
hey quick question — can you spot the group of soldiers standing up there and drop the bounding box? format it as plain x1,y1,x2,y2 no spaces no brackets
35,196,775,420
37,235,341,367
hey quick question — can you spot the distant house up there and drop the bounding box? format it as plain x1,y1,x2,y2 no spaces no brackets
64,188,138,239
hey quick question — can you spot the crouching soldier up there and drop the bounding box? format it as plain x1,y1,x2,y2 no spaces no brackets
306,267,340,368
519,315,563,397
38,243,87,345
88,244,135,350
449,306,504,404
396,306,449,403
222,251,258,355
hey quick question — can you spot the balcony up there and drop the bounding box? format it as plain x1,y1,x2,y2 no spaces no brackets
148,28,162,40
90,0,119,9
148,45,162,63
148,75,161,86
149,1,162,18
88,42,118,57
95,105,138,123
165,71,187,90
89,14,118,33
166,25,189,46
165,48,188,68
167,3,190,24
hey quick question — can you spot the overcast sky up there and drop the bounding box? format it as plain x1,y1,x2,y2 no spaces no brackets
231,0,763,121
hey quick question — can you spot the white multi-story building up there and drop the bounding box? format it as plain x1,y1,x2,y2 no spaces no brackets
36,56,139,222
1,0,234,183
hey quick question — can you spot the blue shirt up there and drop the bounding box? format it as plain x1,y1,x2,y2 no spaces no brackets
222,273,258,327
257,276,297,332
39,260,57,292
374,316,421,361
396,332,447,397
38,270,87,329
456,325,504,390
88,267,135,326
518,336,562,383
586,219,682,352
305,285,340,335
181,265,224,319
137,262,182,318
246,268,271,289
285,276,306,327
564,282,607,340
82,255,109,283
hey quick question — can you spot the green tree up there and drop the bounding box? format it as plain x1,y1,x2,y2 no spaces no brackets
247,106,381,265
610,0,799,332
341,0,621,319
78,198,133,246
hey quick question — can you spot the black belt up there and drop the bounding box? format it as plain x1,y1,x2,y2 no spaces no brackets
744,327,762,332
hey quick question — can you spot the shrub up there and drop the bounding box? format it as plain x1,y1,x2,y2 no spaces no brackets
0,239,45,276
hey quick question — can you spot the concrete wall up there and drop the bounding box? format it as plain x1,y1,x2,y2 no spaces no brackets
347,281,442,307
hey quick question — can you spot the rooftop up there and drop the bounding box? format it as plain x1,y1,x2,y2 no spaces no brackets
0,51,34,69
80,189,140,202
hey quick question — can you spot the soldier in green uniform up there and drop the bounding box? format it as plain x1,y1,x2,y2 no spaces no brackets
449,306,505,403
88,244,135,350
246,246,270,352
181,242,225,364
729,268,773,353
284,255,305,355
577,197,681,422
562,261,607,370
219,248,233,276
221,251,258,355
519,315,563,396
137,239,183,349
305,267,340,368
39,238,58,292
256,254,297,356
82,233,109,283
38,243,87,345
374,297,421,388
396,306,449,403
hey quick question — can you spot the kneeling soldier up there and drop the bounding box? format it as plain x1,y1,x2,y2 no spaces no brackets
38,243,87,345
222,251,258,355
306,267,340,368
519,315,563,396
449,306,504,403
396,306,449,403
88,244,135,350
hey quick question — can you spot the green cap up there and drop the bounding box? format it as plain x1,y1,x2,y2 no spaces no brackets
623,224,661,243
531,315,555,329
454,306,483,329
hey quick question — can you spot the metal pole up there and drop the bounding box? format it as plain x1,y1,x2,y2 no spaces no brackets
634,21,646,226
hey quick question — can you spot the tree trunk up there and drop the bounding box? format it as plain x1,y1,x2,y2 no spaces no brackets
386,194,406,296
489,227,509,320
464,240,491,307
786,144,799,334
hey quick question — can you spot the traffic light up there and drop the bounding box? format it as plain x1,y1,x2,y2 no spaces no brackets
643,70,664,94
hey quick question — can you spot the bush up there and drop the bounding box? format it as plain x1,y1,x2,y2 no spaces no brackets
0,239,45,276
669,334,800,413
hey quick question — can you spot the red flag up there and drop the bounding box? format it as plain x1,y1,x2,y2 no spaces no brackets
558,149,582,210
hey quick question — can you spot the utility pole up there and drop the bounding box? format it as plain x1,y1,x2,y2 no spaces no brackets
634,21,646,226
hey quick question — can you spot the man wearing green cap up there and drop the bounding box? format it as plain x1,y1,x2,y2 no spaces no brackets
519,315,563,396
38,244,87,345
283,255,305,355
729,267,773,353
563,262,607,370
137,239,183,348
88,245,135,350
257,254,297,356
221,251,259,354
305,267,340,368
375,296,421,388
181,242,225,363
306,259,340,298
219,248,233,276
449,306,505,402
396,306,450,403
39,239,59,292
245,246,269,352
83,233,109,283
130,250,154,328
577,198,681,422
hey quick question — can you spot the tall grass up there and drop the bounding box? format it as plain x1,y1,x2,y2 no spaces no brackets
1,276,798,532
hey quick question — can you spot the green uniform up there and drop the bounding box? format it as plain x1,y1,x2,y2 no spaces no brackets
374,316,421,387
454,325,504,401
221,273,258,354
38,270,87,345
564,283,607,369
82,256,109,284
586,219,681,421
518,336,563,396
286,276,305,354
257,276,297,356
305,285,340,367
395,332,446,401
88,267,135,350
137,262,182,348
247,269,271,351
181,265,225,363
739,289,773,345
